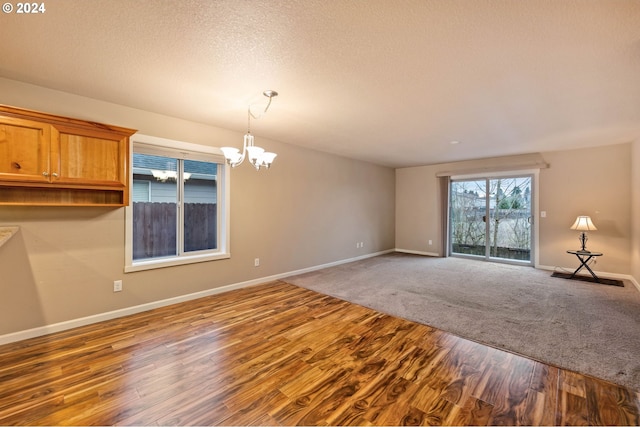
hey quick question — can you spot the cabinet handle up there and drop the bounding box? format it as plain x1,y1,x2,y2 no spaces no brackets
42,172,49,177
52,173,59,178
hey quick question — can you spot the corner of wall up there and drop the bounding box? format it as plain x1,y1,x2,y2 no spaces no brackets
632,139,640,285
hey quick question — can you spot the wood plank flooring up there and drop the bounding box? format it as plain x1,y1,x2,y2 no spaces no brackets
0,281,638,425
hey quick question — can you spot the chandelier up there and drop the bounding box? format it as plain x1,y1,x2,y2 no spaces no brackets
221,90,278,170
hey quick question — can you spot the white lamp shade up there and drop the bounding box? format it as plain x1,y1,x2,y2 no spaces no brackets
570,216,597,231
221,147,240,160
261,152,277,165
246,145,265,162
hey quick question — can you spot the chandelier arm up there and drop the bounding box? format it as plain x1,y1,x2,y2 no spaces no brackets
229,132,251,167
240,132,250,164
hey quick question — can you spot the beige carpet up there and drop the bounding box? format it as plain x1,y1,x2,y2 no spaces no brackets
286,252,640,391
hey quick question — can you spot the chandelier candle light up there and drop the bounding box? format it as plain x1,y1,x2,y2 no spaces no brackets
221,90,278,170
570,215,597,252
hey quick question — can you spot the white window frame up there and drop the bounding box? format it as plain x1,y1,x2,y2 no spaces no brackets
124,134,230,272
449,168,541,267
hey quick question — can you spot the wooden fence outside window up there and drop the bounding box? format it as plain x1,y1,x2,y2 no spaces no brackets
132,202,217,260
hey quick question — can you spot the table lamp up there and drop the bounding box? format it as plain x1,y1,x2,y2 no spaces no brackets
570,216,597,252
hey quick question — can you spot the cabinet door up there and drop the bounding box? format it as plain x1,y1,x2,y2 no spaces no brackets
52,127,127,188
0,116,51,183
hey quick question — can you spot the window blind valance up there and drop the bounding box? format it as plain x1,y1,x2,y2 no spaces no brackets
434,153,548,178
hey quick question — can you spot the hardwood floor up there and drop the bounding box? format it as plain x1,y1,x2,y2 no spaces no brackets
0,281,638,425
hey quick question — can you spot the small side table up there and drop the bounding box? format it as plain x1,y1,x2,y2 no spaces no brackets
567,250,603,282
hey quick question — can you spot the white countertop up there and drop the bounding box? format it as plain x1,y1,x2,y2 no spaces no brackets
0,227,19,247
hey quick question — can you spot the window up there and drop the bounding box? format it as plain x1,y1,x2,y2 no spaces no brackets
125,134,230,272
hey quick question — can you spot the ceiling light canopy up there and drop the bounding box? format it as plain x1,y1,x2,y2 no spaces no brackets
221,90,278,170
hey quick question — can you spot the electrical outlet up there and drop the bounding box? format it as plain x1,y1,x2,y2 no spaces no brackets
428,240,433,245
254,258,260,267
113,280,123,292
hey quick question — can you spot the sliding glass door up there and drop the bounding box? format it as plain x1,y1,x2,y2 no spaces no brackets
450,175,533,264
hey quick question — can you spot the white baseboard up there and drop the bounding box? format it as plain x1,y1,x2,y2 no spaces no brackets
0,249,394,346
4,250,632,346
395,248,440,257
537,264,640,293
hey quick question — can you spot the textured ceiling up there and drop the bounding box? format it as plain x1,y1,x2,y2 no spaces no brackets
1,0,639,167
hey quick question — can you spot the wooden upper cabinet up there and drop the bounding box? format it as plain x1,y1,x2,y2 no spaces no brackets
0,105,136,206
0,116,51,184
53,125,127,188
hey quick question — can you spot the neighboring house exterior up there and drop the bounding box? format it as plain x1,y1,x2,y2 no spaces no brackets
132,154,217,204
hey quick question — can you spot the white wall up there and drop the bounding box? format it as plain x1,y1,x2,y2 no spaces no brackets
538,144,631,274
0,78,396,337
396,144,633,277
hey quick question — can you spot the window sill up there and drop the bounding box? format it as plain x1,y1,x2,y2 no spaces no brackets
125,252,230,272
